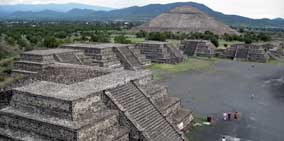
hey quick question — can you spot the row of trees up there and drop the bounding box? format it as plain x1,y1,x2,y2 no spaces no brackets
136,30,273,47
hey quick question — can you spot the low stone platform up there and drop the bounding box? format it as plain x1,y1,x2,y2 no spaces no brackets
223,44,270,63
62,43,150,70
181,40,216,58
12,48,92,76
136,41,185,64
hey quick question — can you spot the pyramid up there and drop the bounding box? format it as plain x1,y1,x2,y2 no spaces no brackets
133,6,238,35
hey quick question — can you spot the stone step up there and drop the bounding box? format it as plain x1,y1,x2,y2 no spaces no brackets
0,107,119,140
155,96,181,116
0,126,51,141
171,108,194,131
96,125,129,141
108,82,183,141
12,69,38,75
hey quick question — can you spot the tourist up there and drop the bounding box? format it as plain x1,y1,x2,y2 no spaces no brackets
228,112,231,120
223,112,227,120
222,136,226,141
234,112,239,120
250,93,255,100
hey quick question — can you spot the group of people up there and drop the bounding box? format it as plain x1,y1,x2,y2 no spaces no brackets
223,112,238,121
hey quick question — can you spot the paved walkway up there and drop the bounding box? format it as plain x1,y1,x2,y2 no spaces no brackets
166,60,284,141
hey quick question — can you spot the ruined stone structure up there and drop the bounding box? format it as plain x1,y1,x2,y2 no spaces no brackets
262,42,284,60
223,44,270,63
181,40,216,57
136,41,185,64
62,43,151,71
12,48,93,76
0,48,193,140
133,6,238,35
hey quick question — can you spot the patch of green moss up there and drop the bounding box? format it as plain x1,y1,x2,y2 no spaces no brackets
147,58,217,74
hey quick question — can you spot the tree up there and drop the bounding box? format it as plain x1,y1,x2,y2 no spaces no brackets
136,30,147,38
114,35,132,44
43,37,60,48
0,35,19,59
257,32,271,42
90,32,111,43
210,38,219,47
146,32,166,41
18,35,32,51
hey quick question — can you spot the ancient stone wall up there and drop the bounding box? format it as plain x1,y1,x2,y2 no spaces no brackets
181,40,216,57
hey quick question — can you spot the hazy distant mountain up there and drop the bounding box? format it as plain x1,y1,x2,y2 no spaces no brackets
1,2,284,29
0,3,114,13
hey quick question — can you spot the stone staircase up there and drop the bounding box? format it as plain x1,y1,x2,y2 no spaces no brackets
267,51,281,60
56,53,81,64
141,81,193,131
166,45,185,64
116,46,144,70
106,82,183,141
129,46,151,67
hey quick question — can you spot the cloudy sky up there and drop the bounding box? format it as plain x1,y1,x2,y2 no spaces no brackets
0,0,283,19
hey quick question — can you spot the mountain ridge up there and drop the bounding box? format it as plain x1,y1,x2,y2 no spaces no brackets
0,3,114,13
1,2,284,29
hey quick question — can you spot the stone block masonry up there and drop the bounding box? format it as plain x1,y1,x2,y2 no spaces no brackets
1,45,193,140
181,40,216,58
12,48,92,76
223,44,270,63
136,41,185,64
62,43,150,70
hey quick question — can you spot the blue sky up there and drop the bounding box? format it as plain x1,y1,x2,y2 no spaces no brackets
0,0,283,19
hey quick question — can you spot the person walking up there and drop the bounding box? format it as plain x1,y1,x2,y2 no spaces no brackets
223,112,227,121
228,112,231,120
234,112,239,120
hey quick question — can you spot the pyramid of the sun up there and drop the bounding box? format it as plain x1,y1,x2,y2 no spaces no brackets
133,6,238,35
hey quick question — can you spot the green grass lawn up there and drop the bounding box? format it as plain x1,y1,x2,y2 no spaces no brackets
147,58,217,74
218,40,243,49
128,37,145,43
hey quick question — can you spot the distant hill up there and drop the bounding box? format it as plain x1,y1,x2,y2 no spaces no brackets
0,3,114,13
1,2,284,29
133,6,239,35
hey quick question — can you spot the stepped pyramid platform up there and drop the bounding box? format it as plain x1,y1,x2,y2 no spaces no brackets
223,44,270,63
1,61,193,140
181,40,216,58
136,41,185,64
133,6,238,35
62,43,151,71
2,44,193,140
12,48,93,76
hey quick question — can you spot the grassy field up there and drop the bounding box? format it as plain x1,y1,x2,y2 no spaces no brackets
218,40,243,49
147,58,217,74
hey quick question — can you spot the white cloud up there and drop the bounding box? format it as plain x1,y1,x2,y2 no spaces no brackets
0,0,283,19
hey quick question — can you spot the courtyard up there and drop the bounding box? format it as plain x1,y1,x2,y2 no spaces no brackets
153,59,284,141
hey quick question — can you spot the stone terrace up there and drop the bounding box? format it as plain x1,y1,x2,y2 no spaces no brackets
62,43,150,71
0,68,193,140
136,41,185,64
223,44,270,63
181,40,216,58
13,48,93,76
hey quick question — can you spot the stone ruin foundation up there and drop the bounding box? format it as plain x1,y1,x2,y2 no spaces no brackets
0,48,193,141
12,48,94,76
62,43,151,71
181,40,216,58
222,44,270,63
136,41,185,64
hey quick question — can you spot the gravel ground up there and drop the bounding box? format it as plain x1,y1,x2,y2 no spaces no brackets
165,60,284,141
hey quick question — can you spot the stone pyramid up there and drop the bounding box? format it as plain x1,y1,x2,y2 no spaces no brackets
133,6,238,35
